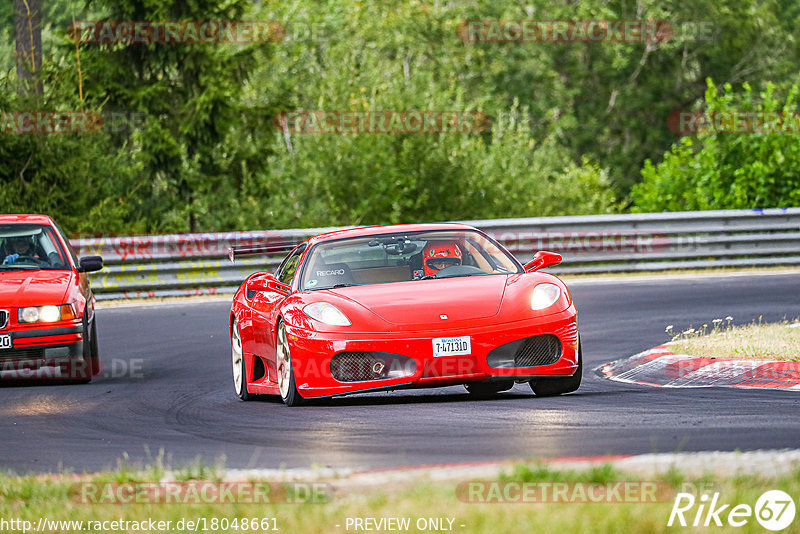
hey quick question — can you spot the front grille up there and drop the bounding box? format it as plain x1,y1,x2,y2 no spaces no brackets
0,310,8,330
330,351,416,382
513,335,562,367
487,334,563,368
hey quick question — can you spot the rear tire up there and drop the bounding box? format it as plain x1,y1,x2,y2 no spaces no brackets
465,381,514,398
529,339,582,397
232,319,254,401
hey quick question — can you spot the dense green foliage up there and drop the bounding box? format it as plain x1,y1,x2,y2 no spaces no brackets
1,0,798,233
632,80,800,211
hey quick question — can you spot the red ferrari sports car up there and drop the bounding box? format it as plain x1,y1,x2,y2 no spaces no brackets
0,214,103,382
229,223,580,406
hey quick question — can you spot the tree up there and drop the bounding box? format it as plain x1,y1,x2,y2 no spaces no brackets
631,79,800,211
14,0,42,95
76,0,280,232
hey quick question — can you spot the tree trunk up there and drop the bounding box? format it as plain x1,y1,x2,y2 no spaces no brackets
14,0,43,96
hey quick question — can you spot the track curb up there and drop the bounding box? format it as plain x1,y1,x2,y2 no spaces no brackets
600,345,800,390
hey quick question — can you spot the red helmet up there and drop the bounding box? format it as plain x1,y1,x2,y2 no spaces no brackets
423,242,462,276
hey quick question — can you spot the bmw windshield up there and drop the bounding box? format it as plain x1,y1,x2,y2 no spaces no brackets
299,229,522,291
0,224,71,271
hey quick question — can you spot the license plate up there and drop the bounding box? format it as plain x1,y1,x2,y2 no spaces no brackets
432,336,471,357
0,334,11,350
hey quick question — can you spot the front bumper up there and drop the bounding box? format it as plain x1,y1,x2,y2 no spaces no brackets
283,307,578,398
0,323,85,379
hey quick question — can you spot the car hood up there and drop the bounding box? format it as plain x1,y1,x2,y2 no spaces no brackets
0,270,73,306
331,275,507,326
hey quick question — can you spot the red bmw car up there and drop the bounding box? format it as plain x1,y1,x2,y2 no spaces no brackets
0,214,103,382
229,223,580,406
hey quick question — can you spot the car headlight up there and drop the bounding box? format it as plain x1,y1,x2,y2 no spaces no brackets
531,284,561,310
19,305,77,323
303,302,351,326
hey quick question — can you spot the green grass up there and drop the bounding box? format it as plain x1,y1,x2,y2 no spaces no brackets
2,462,800,533
668,318,800,361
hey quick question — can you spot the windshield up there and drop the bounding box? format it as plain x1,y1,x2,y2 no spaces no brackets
0,224,71,271
298,229,522,291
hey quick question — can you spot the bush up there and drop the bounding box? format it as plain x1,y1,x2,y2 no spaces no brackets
632,79,800,212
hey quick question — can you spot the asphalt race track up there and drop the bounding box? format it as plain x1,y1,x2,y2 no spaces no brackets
2,272,800,473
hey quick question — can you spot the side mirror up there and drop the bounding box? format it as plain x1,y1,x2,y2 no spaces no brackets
247,273,291,294
524,251,562,272
78,256,104,273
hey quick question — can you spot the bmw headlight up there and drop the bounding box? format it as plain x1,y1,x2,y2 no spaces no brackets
303,302,351,326
19,305,76,323
531,284,561,310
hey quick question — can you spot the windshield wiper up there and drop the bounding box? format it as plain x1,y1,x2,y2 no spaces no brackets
317,283,359,290
431,273,488,280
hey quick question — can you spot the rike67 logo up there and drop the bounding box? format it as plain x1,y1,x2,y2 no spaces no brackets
668,490,796,531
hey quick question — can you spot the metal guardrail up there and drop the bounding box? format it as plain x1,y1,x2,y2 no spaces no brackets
72,208,800,300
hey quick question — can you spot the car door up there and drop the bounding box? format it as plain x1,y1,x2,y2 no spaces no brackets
249,244,306,371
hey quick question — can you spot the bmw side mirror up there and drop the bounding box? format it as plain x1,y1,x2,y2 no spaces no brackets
78,256,104,273
524,251,562,272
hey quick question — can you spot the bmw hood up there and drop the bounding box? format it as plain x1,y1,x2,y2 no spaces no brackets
0,270,74,306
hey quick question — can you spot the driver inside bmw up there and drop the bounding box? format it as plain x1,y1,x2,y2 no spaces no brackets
3,236,34,265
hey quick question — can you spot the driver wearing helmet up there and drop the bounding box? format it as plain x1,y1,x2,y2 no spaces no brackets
3,236,34,265
421,241,462,278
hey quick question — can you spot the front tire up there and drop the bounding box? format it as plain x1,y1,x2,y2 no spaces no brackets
231,319,254,401
529,339,582,397
64,316,94,383
88,318,100,377
276,320,303,406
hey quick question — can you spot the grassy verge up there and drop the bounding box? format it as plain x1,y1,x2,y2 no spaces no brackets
2,462,799,533
667,319,800,361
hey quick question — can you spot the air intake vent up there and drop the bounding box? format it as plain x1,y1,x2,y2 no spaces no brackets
513,335,562,367
487,334,563,368
0,310,8,330
0,348,44,360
